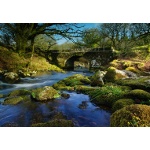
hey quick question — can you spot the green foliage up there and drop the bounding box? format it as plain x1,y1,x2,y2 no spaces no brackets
116,76,150,92
110,104,150,127
88,85,128,107
34,34,56,51
112,98,134,112
75,85,97,94
31,92,36,99
0,47,63,73
53,74,91,90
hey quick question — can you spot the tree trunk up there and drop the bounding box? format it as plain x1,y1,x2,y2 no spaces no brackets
30,38,35,66
15,36,28,56
26,38,35,72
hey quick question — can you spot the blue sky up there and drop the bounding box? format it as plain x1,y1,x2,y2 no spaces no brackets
57,23,99,44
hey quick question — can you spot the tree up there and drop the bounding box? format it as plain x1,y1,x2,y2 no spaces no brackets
0,23,82,54
0,23,83,70
34,34,57,51
80,28,100,48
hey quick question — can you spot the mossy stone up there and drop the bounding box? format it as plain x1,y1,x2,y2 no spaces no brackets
31,86,60,101
116,76,150,92
64,74,91,86
53,74,91,90
110,104,150,127
104,67,127,82
125,67,139,73
32,119,74,127
8,89,31,97
126,89,150,101
3,95,30,105
112,98,134,112
88,85,128,107
0,94,3,98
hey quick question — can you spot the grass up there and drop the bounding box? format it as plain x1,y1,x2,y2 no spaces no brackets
0,47,63,72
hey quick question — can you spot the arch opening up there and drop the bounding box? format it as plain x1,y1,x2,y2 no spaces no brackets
64,56,89,71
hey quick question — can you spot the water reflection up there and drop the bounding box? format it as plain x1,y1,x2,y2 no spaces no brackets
0,71,111,127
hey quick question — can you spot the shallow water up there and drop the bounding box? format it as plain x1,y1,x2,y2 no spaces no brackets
0,71,111,127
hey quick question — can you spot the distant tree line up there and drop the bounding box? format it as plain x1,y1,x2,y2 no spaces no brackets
75,23,150,51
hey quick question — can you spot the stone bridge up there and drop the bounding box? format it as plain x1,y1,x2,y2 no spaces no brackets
48,47,116,70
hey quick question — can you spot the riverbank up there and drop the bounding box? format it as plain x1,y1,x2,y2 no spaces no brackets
0,47,63,73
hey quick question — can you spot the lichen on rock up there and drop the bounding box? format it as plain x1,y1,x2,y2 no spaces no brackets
31,86,60,101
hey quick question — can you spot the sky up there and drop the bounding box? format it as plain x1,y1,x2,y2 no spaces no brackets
57,23,99,44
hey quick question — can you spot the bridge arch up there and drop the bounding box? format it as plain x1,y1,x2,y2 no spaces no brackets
64,56,89,70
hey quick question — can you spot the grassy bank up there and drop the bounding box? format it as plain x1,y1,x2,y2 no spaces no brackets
0,47,63,73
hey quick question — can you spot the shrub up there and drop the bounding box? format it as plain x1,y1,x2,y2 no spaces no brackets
110,104,150,127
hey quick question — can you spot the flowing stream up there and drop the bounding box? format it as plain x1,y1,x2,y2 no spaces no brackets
0,71,111,127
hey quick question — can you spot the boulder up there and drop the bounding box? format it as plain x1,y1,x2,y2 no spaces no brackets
31,86,60,101
61,93,70,99
123,70,137,78
0,94,3,98
3,72,20,83
90,70,106,86
4,95,30,105
8,89,31,97
110,104,150,127
32,119,74,127
125,89,150,101
112,98,134,112
104,67,128,82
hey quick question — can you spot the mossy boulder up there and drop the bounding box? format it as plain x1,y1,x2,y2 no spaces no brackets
61,93,70,99
31,86,60,101
0,94,3,98
3,95,30,105
3,72,20,83
109,59,121,68
3,89,31,105
112,98,134,112
8,89,31,97
53,74,91,90
104,67,128,82
125,89,150,102
122,61,132,69
116,76,150,92
90,70,106,86
31,112,74,127
88,85,129,107
64,74,91,86
110,104,150,127
75,85,97,94
32,119,74,127
125,67,139,73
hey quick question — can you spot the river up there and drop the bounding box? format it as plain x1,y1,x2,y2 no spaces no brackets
0,71,111,127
